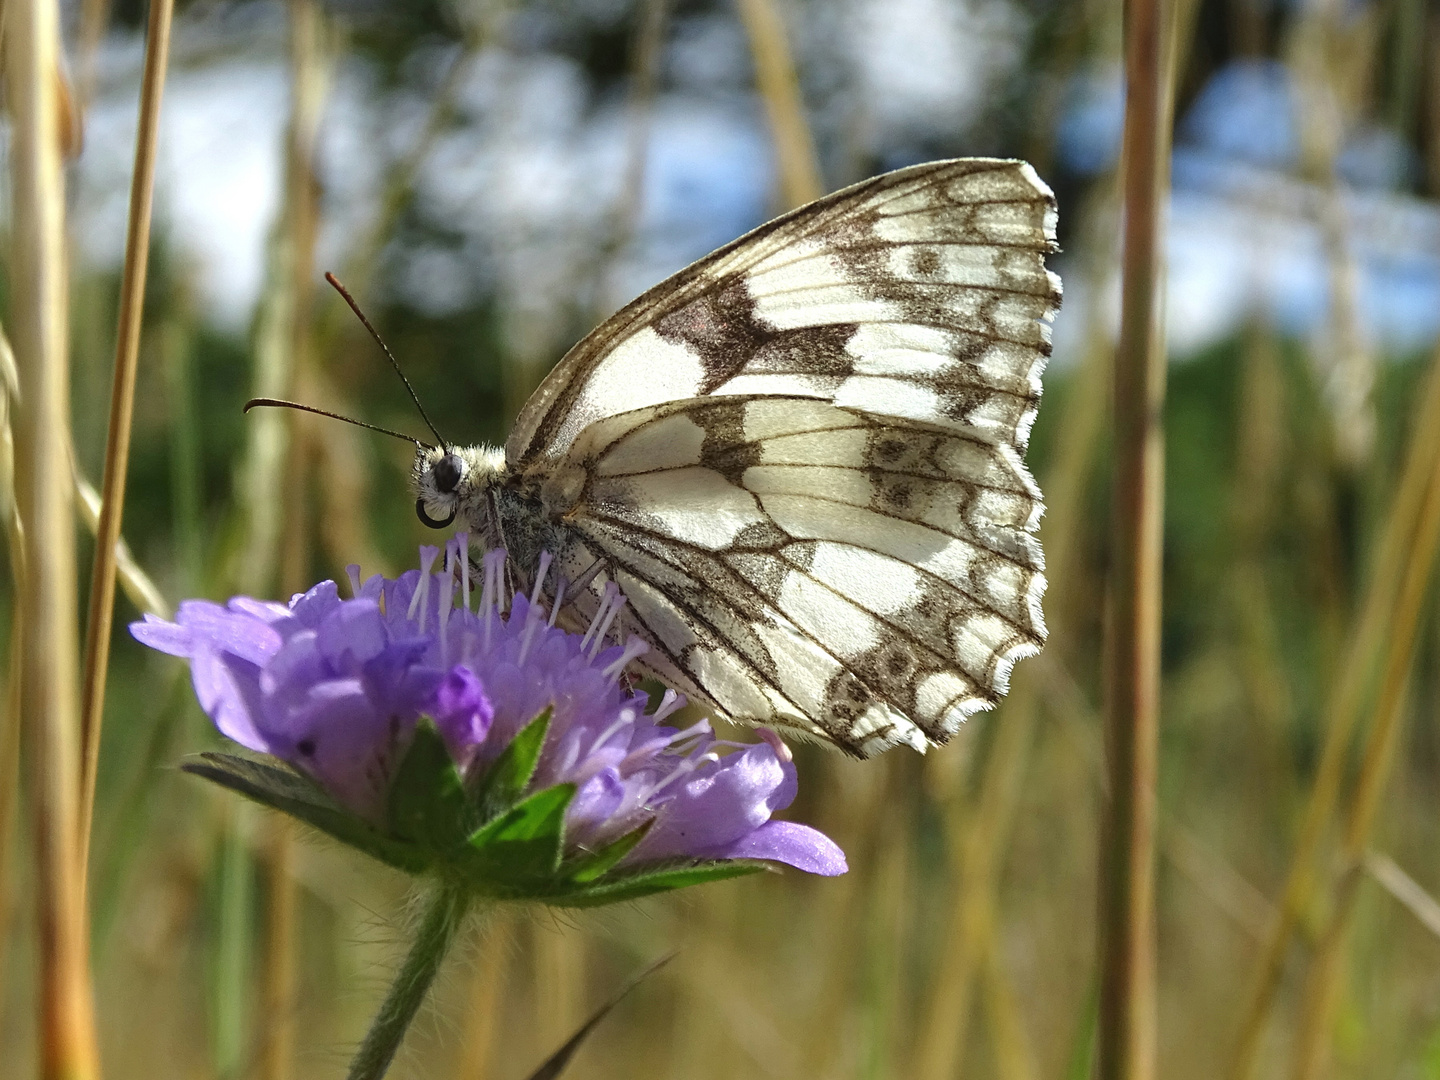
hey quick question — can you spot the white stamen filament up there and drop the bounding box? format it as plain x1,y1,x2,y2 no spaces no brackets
644,751,721,802
588,712,634,758
438,545,455,665
515,552,553,665
481,549,505,652
651,689,685,723
601,636,648,681
409,545,440,630
517,602,544,665
581,582,621,652
457,532,471,611
618,718,711,773
529,551,552,614
548,574,565,628
345,564,362,598
587,590,628,660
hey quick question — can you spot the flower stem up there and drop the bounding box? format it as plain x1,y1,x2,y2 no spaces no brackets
346,882,471,1080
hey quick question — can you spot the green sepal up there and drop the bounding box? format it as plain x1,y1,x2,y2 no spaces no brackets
386,720,470,850
459,782,575,892
182,753,432,874
562,819,655,885
470,706,551,823
554,859,771,908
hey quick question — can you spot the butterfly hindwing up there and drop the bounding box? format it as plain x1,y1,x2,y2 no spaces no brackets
506,158,1059,756
543,396,1046,756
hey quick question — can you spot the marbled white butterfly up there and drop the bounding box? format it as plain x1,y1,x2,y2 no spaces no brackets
412,159,1060,758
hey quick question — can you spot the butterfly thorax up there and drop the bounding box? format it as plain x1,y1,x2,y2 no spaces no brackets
413,444,581,578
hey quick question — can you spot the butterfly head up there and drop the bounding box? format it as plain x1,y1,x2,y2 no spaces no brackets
412,444,506,531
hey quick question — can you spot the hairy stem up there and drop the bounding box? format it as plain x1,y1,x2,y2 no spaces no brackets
346,883,472,1080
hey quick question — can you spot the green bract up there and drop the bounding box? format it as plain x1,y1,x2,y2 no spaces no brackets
183,706,769,906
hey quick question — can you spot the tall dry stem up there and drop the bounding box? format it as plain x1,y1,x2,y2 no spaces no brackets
735,0,823,209
0,321,24,1018
913,176,1112,1079
1286,388,1440,1080
1228,340,1440,1080
1099,0,1176,1072
76,0,175,886
5,0,101,1072
255,2,328,1075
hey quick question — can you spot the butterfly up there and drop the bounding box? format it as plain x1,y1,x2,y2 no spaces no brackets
411,158,1060,758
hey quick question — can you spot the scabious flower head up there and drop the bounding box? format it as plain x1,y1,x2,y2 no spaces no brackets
132,535,845,903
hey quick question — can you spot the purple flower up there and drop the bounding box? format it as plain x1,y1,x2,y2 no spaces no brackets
131,536,846,884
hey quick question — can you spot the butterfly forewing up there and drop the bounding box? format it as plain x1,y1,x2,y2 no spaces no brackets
508,158,1059,756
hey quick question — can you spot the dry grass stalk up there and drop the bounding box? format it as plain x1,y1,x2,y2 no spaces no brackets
1363,852,1440,944
914,704,1033,1079
5,0,100,1071
259,816,298,1080
1100,0,1177,1071
231,0,331,597
585,0,670,328
72,467,168,619
611,0,669,261
1228,340,1440,1080
76,0,175,886
984,936,1039,1080
912,177,1115,1080
253,2,330,1074
735,0,824,209
1287,426,1440,1079
457,914,513,1078
1286,6,1379,468
0,319,23,1011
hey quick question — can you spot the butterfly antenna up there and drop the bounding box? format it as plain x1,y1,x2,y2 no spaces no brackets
324,271,449,453
243,397,434,450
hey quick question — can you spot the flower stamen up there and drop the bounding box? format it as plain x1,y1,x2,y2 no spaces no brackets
601,636,648,682
581,582,620,653
651,689,685,724
439,546,456,665
456,532,472,611
517,552,552,666
410,545,440,630
481,549,506,651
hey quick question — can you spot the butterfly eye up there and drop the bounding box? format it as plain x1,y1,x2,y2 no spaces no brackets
433,454,464,494
415,497,457,529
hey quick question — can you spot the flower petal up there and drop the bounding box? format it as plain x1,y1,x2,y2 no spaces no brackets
316,599,388,670
714,821,848,875
129,613,194,657
427,665,494,764
159,599,284,666
282,680,402,820
626,744,793,863
191,649,271,753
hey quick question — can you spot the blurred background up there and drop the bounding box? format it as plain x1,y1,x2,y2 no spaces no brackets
4,0,1440,1076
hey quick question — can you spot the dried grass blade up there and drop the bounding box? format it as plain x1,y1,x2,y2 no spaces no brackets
72,465,168,619
1099,0,1178,1071
1288,434,1440,1080
1228,339,1440,1080
0,318,22,1010
5,0,100,1070
1363,852,1440,944
911,196,1113,1079
522,953,675,1080
735,0,823,209
76,0,175,882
